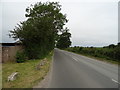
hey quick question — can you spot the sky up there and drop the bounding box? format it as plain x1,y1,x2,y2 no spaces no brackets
0,0,119,47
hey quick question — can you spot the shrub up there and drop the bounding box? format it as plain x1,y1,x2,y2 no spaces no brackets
79,47,83,51
16,51,26,63
66,44,120,62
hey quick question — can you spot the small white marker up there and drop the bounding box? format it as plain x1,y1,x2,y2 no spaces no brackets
72,57,78,62
112,79,120,84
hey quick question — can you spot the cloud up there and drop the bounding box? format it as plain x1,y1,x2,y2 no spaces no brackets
0,3,2,43
1,1,118,47
61,2,118,46
1,0,119,3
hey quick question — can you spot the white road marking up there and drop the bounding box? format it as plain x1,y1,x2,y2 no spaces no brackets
112,79,120,84
72,57,78,62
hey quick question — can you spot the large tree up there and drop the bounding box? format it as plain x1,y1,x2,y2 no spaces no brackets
9,2,68,59
56,28,71,49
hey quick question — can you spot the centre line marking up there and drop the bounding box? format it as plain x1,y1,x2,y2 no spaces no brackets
112,79,120,84
72,57,78,62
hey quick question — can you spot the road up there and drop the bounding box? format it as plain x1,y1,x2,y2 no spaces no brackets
48,48,118,88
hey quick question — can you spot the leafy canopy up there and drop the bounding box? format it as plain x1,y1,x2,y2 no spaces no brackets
9,2,69,59
56,28,71,49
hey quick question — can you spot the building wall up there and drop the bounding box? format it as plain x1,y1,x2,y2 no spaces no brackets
2,46,23,63
0,44,2,63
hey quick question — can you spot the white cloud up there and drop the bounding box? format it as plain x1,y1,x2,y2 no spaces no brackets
1,0,118,46
1,0,119,3
61,2,118,46
0,2,2,43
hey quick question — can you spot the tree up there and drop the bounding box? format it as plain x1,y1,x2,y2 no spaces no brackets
9,2,68,59
108,44,115,48
56,28,71,49
117,42,120,47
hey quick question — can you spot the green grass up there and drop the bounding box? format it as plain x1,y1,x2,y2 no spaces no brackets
78,53,118,65
2,52,53,88
0,64,2,89
65,49,118,65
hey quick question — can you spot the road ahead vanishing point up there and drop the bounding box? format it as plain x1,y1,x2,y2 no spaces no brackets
49,49,118,88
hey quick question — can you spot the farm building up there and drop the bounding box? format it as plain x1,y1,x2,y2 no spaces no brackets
1,43,23,63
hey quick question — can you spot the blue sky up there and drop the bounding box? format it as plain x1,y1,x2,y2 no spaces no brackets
0,0,119,47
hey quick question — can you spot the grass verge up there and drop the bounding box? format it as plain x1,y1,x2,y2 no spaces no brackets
2,51,53,88
65,50,118,65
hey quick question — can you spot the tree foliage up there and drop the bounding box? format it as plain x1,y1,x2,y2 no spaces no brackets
56,28,71,49
9,2,69,59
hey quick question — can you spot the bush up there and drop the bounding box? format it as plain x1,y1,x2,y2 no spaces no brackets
79,47,83,52
66,44,120,62
16,51,26,63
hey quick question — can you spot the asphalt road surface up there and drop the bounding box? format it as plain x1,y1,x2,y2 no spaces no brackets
48,48,118,88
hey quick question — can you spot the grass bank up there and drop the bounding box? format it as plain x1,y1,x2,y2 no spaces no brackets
2,51,53,88
65,47,119,65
